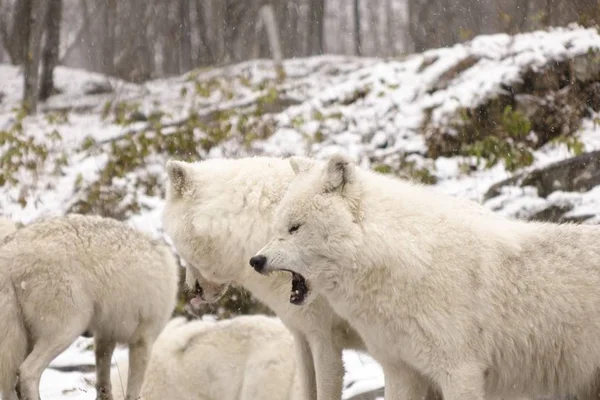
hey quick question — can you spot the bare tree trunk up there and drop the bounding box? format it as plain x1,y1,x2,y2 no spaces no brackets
179,0,192,73
162,2,180,75
194,0,217,65
1,0,31,64
307,0,325,55
354,0,361,55
102,0,116,75
23,0,49,113
39,0,62,101
385,0,395,56
368,0,381,56
259,4,283,67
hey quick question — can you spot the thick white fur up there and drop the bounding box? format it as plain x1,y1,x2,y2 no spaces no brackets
161,157,439,400
111,315,302,400
0,217,17,242
255,153,600,400
0,214,178,400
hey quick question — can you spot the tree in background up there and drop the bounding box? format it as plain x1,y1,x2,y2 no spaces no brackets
354,0,361,55
0,0,598,114
39,0,62,101
22,0,49,113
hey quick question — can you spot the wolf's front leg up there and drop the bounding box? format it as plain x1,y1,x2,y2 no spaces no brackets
310,334,345,400
292,331,317,400
125,338,151,400
95,337,117,400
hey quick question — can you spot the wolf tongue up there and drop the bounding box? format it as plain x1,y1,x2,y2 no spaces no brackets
190,297,203,308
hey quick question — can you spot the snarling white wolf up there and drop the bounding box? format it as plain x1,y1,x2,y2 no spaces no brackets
253,153,600,400
0,214,178,400
162,157,442,400
111,315,302,400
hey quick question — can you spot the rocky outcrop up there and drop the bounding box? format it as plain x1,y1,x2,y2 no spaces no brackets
425,51,600,170
484,150,600,222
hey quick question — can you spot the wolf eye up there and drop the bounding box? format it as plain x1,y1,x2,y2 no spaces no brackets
288,224,301,234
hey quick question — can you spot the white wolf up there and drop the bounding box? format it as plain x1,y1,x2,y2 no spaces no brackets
0,214,178,400
162,157,442,400
110,315,302,400
0,217,17,242
252,153,600,400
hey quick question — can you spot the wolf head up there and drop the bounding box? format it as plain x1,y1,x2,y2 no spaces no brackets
163,158,242,297
163,156,310,301
251,154,364,306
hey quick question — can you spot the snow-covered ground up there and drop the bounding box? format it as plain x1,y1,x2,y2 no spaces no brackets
2,24,600,399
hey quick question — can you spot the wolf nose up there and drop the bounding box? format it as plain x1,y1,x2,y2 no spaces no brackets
249,255,267,272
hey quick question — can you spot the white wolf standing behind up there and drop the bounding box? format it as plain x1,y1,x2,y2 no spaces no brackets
111,315,302,400
0,217,17,242
254,154,600,400
0,214,178,400
161,156,444,400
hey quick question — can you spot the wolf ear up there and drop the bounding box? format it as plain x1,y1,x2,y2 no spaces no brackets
166,160,191,198
323,154,356,193
289,156,314,176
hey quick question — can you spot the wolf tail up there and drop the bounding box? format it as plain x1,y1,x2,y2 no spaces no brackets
0,276,28,397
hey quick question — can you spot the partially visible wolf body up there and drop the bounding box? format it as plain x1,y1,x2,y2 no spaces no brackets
0,214,178,400
254,154,600,400
111,315,302,400
161,156,434,400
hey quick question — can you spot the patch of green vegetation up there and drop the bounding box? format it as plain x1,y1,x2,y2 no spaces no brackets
340,86,371,106
311,110,343,122
238,75,252,88
101,100,112,119
429,101,539,172
460,105,534,172
192,76,236,100
54,152,69,174
255,86,280,115
463,136,534,172
291,115,305,129
180,86,188,98
501,105,531,140
45,110,69,125
372,158,437,185
80,135,96,151
312,110,325,121
552,135,585,156
0,108,49,187
373,164,392,174
313,130,325,143
101,100,146,126
185,66,213,82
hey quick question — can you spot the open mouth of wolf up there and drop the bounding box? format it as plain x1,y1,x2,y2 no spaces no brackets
189,281,205,308
279,269,309,305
